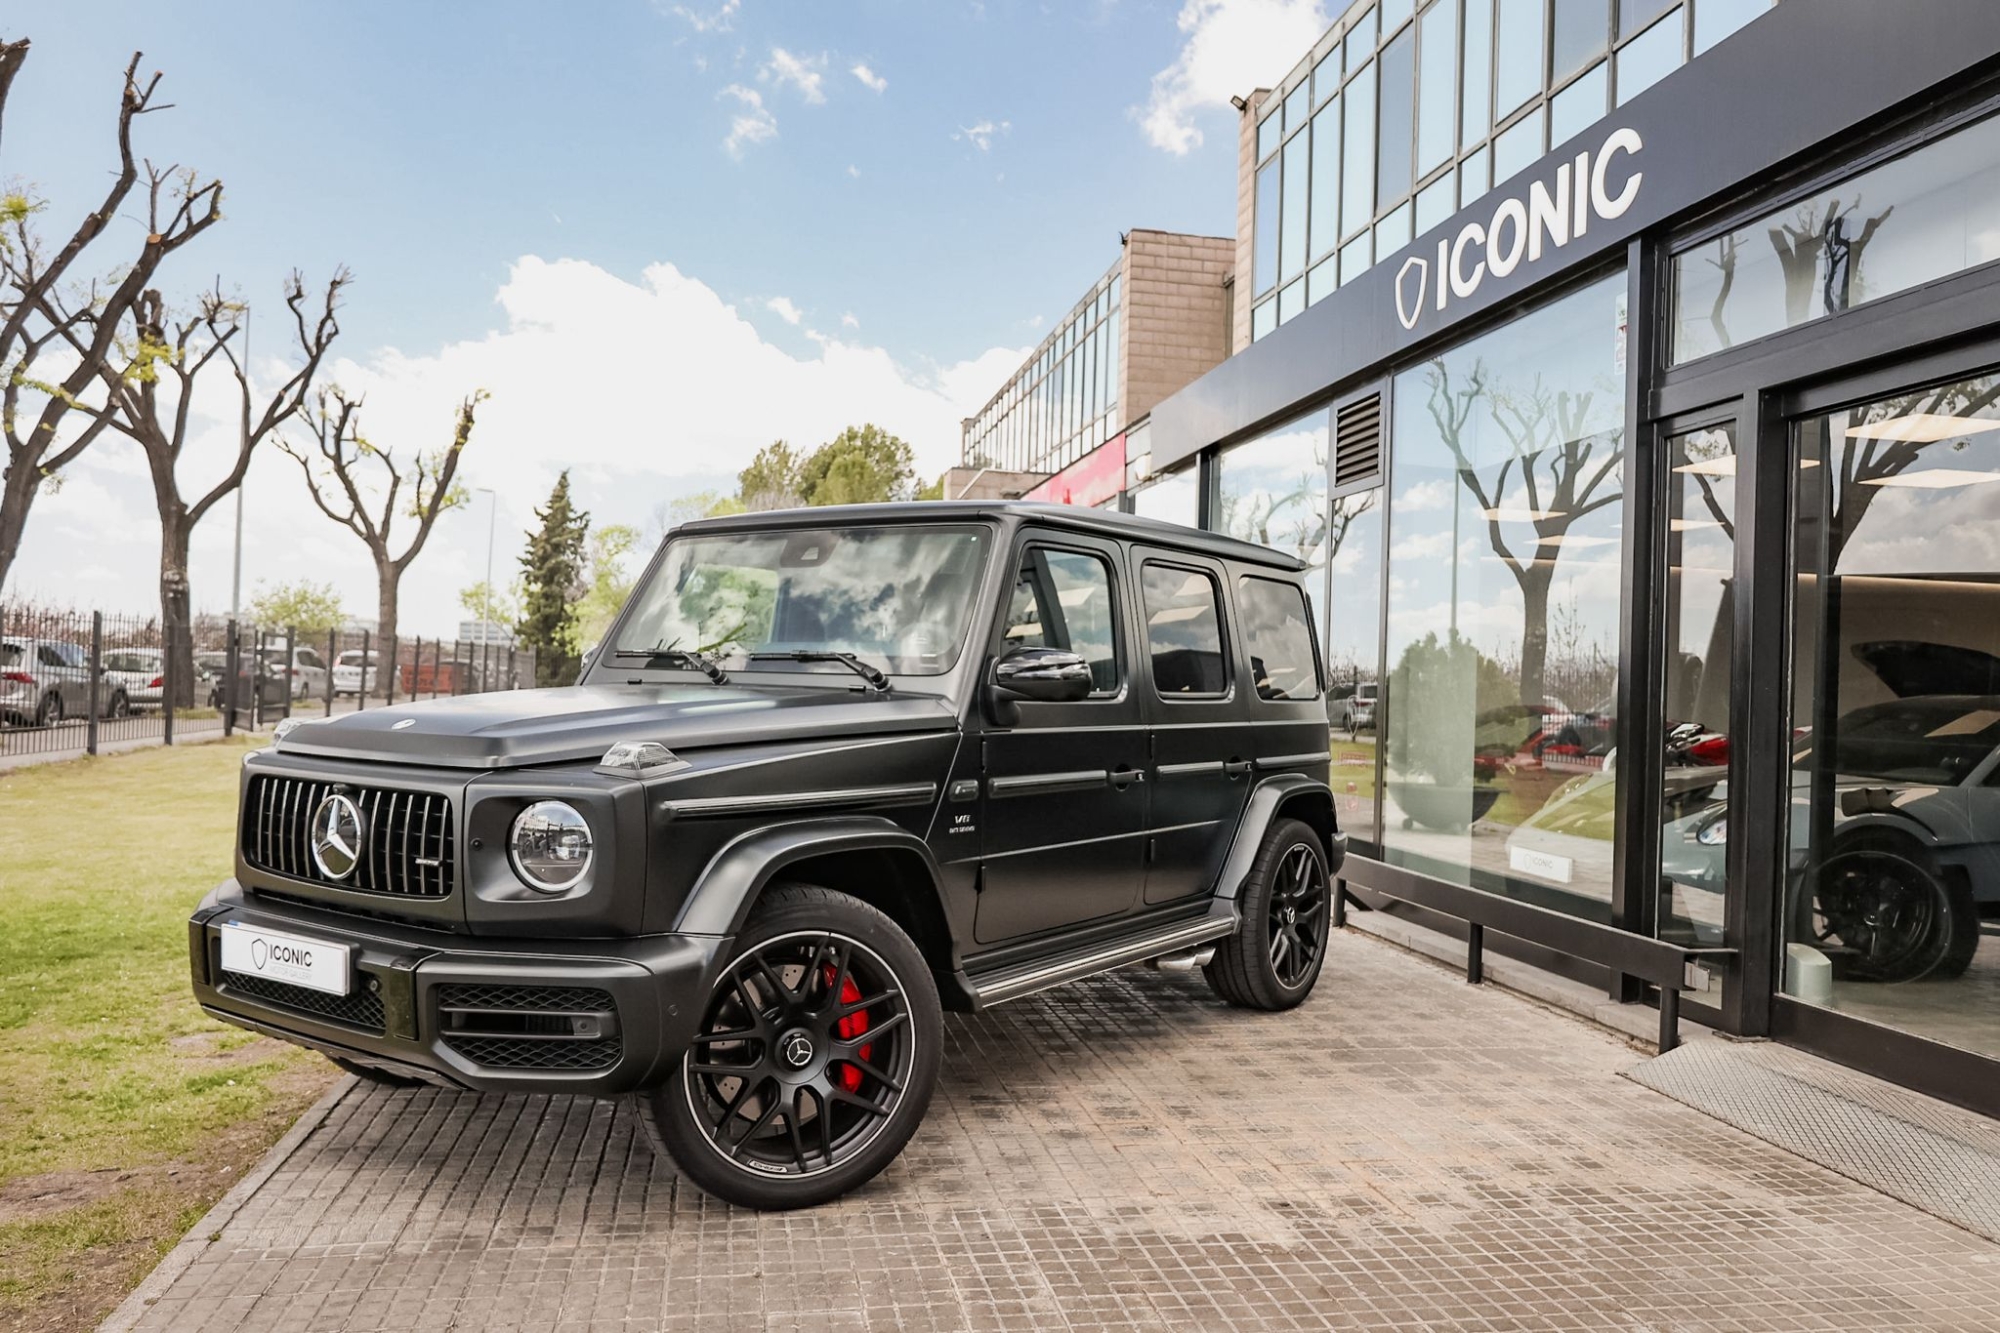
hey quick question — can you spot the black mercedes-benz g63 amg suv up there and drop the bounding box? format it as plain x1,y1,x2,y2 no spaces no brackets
189,502,1341,1208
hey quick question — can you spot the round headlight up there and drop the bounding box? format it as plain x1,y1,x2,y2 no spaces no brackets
509,800,594,892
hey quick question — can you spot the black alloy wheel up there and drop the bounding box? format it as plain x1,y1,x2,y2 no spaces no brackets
34,693,61,727
1812,842,1972,983
1205,816,1331,1011
108,690,130,719
637,885,941,1209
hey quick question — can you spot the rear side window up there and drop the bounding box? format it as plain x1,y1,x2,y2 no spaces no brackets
1141,563,1228,697
0,644,20,668
1000,547,1121,694
1239,576,1321,701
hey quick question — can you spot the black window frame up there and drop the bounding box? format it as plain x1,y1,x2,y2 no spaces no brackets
996,541,1127,701
1138,559,1233,702
1238,573,1326,703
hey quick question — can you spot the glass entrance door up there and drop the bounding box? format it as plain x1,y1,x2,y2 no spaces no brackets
1782,368,2000,1067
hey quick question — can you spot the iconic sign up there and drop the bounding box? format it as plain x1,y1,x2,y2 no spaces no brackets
1395,126,1644,331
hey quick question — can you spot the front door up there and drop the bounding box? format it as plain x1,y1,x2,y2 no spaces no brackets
973,534,1148,944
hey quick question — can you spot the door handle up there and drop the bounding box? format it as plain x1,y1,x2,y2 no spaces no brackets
1222,758,1252,779
1109,766,1145,789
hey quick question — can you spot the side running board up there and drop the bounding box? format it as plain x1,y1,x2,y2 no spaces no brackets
962,907,1239,1009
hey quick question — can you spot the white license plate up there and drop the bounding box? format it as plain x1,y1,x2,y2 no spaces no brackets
219,922,351,995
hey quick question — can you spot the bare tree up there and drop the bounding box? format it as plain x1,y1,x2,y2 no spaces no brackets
1423,360,1622,707
281,386,481,683
0,44,225,595
89,271,347,702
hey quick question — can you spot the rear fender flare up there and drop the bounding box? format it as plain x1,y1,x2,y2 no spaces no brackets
1213,775,1343,900
672,816,951,939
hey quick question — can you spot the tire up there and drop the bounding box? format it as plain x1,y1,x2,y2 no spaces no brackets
328,1055,430,1088
635,884,942,1210
108,690,130,719
1812,833,1976,984
1205,817,1331,1011
34,693,61,727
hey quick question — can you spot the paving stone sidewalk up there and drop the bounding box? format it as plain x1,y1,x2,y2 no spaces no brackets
112,928,2000,1332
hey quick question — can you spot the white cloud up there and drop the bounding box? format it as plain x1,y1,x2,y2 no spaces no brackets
851,62,888,93
765,295,804,325
846,164,861,178
841,312,860,329
762,48,827,104
720,84,777,157
667,0,739,33
955,119,1010,152
1137,0,1328,155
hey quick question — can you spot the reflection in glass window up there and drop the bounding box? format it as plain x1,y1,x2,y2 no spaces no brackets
1258,111,1282,162
1279,278,1306,325
1381,0,1413,32
1462,0,1495,148
1255,160,1281,295
1328,492,1386,848
1284,81,1310,134
1253,297,1279,342
1340,232,1373,284
1375,201,1414,260
1549,60,1606,149
1003,549,1120,694
1618,0,1674,35
1215,411,1331,571
1693,0,1770,54
1281,130,1311,281
1133,467,1199,528
1308,254,1339,306
1416,0,1457,176
1342,62,1379,240
1785,372,2000,1062
1383,272,1627,919
1659,426,1736,962
1143,564,1229,698
1241,577,1323,702
1416,173,1456,236
1345,5,1378,70
1461,145,1491,206
1494,0,1546,118
1615,7,1682,105
1491,107,1543,185
1672,113,2000,364
1376,27,1416,208
1551,0,1609,80
1310,100,1342,259
1314,48,1341,104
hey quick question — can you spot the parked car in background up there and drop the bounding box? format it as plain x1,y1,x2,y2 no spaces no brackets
260,645,330,699
102,647,164,712
200,650,289,711
333,649,379,697
1338,682,1377,735
0,637,122,726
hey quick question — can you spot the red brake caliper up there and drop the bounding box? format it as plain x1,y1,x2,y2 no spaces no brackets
821,964,871,1093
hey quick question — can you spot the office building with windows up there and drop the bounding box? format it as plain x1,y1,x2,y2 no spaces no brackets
951,229,1233,515
1123,0,2000,1114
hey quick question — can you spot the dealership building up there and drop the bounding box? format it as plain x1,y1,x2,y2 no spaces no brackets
961,0,2000,1114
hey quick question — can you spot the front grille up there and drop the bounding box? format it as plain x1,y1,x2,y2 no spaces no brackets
243,776,454,899
221,969,386,1032
437,983,621,1072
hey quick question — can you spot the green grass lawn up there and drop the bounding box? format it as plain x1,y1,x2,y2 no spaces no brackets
0,739,335,1333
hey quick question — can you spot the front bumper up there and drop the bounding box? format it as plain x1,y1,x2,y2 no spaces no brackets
190,880,726,1095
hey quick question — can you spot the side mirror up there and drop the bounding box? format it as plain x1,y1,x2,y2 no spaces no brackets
989,645,1093,714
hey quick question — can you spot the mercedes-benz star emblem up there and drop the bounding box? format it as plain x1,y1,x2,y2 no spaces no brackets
310,793,366,881
780,1031,815,1070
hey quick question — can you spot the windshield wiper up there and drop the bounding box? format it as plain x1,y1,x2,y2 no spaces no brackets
612,644,730,685
747,650,891,693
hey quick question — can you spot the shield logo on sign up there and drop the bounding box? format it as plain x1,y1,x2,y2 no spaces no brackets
1395,255,1429,331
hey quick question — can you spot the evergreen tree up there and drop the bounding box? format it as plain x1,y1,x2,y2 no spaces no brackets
518,470,591,686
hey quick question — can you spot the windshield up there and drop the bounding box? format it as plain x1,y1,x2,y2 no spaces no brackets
613,524,990,677
1813,696,2000,785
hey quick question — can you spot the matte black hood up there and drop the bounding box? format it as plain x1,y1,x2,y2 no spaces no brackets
274,683,958,769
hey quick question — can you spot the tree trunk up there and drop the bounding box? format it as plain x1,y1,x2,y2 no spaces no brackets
0,463,34,600
159,506,196,709
376,558,401,704
1517,566,1553,709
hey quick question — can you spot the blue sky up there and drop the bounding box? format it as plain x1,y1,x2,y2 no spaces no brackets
6,0,1328,630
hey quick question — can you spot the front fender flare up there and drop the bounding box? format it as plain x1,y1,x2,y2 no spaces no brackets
671,815,949,938
1213,775,1343,900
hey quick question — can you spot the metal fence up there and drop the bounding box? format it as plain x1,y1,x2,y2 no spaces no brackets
0,604,537,764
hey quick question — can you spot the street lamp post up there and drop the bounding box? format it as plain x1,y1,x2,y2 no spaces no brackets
477,486,497,638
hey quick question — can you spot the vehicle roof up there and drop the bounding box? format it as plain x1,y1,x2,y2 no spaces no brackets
674,500,1308,572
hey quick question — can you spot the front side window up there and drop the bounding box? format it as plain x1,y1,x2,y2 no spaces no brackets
1241,577,1322,701
1143,563,1229,698
613,525,989,677
1000,547,1120,694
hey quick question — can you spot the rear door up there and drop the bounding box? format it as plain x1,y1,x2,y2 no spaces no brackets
974,531,1148,944
1133,549,1252,905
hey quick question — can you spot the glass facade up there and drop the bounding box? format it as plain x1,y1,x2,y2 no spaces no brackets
962,261,1122,475
1213,410,1332,637
1381,273,1626,917
1248,0,1777,341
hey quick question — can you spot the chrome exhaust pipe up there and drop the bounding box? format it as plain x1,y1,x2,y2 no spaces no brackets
1148,946,1216,973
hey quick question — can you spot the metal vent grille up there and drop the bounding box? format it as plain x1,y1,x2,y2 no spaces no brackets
442,1035,622,1071
437,984,615,1014
220,969,386,1033
437,983,621,1073
243,776,454,899
1334,393,1383,489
